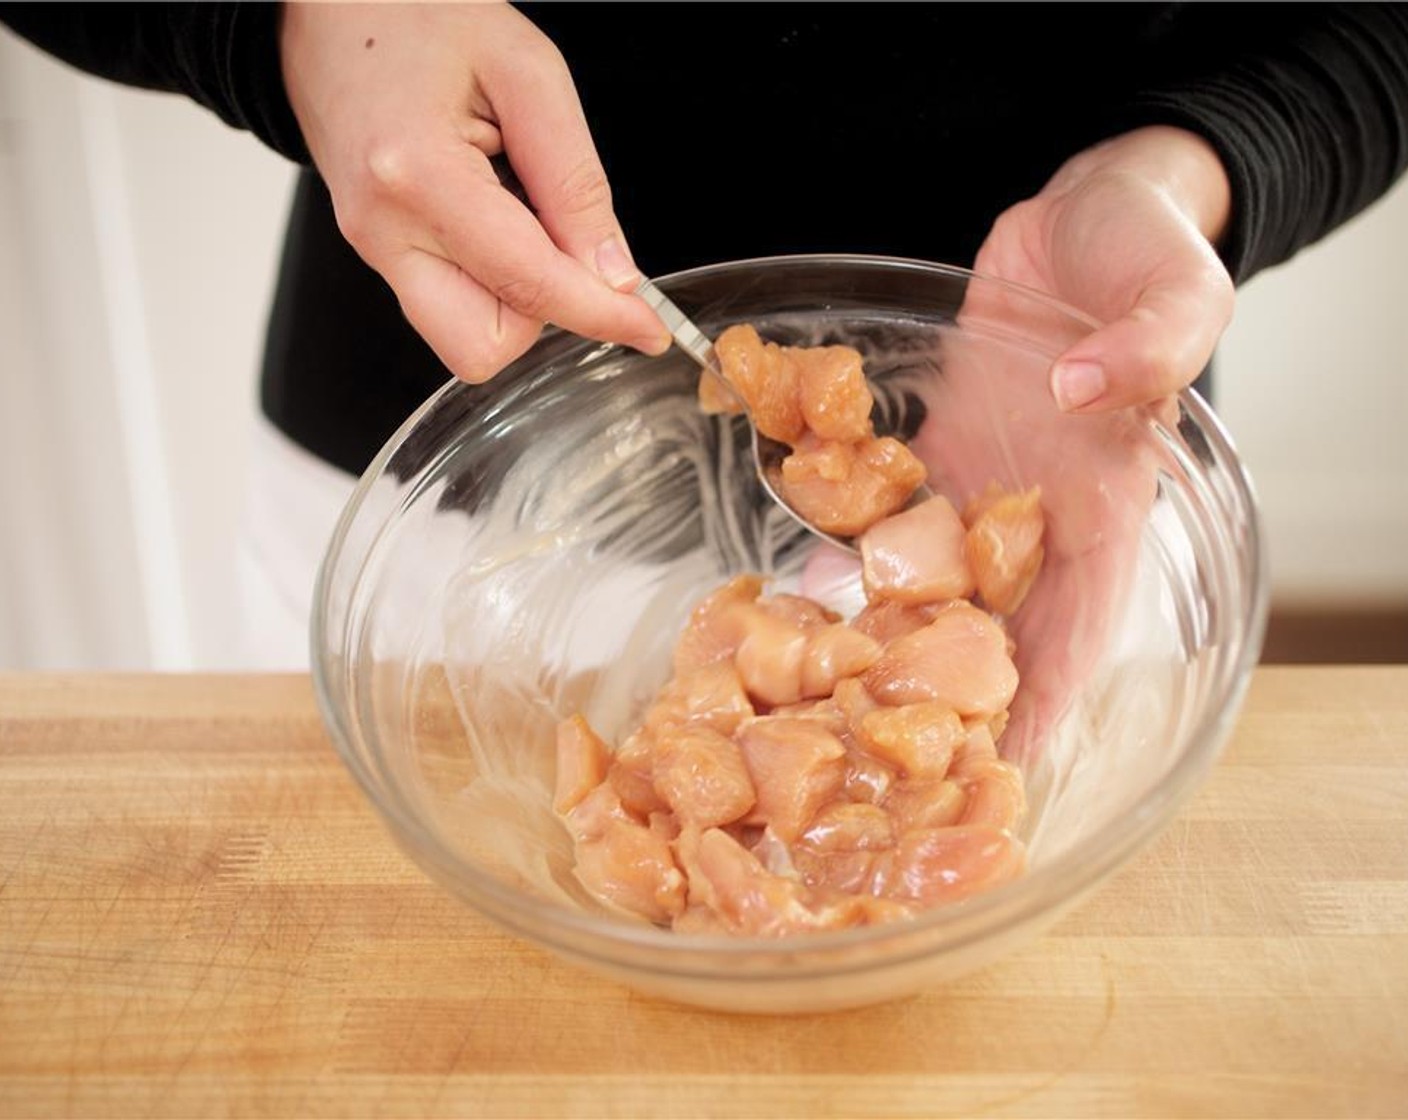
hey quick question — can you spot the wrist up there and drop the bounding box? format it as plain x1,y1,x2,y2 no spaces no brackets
1047,125,1232,248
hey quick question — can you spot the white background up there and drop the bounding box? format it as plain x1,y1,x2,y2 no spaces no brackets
2,30,1406,670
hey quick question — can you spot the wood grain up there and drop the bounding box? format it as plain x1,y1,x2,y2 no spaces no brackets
0,668,1405,1118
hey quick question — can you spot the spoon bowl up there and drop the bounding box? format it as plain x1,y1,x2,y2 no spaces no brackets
636,277,933,553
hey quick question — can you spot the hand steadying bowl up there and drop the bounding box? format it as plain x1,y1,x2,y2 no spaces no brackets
311,255,1267,1013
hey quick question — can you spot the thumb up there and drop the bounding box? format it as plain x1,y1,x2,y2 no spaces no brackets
1048,266,1234,412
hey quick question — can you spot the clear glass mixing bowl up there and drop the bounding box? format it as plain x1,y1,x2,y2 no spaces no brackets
312,255,1268,1013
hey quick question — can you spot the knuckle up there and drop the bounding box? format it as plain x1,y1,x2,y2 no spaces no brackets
489,272,553,319
554,154,613,218
330,196,375,251
364,140,425,205
332,141,429,248
456,326,541,384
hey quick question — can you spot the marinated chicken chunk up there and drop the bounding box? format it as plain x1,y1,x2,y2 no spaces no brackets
559,563,1037,931
711,324,926,534
963,482,1046,616
555,328,1047,934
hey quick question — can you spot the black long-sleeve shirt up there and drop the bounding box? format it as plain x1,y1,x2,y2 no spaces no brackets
4,3,1407,474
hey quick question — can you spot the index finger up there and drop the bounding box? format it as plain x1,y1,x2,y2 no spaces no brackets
382,142,668,353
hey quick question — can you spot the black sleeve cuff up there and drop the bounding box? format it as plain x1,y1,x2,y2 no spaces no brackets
0,2,310,165
1118,4,1408,285
159,2,310,166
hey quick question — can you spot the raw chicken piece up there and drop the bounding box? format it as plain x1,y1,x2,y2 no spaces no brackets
850,599,945,645
795,344,875,442
860,494,975,605
759,592,841,630
688,828,911,934
800,623,883,699
856,701,966,777
794,800,889,896
564,782,636,843
749,825,801,880
698,368,745,416
842,748,898,805
735,716,848,842
869,825,1026,906
643,660,754,737
862,601,1018,716
566,783,689,923
949,720,1000,780
766,695,850,736
884,777,967,832
779,434,928,538
964,484,1045,615
554,714,610,815
799,802,896,853
681,827,816,937
672,574,765,675
831,675,880,732
651,725,756,831
607,730,668,817
714,324,806,444
790,848,883,895
556,325,1048,936
574,816,687,924
732,604,810,707
957,758,1027,833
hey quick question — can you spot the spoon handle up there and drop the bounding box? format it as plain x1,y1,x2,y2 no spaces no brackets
635,279,725,377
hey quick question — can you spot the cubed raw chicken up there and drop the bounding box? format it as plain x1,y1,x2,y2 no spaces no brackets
680,827,816,937
643,660,755,737
862,601,1018,716
799,805,895,896
736,716,847,842
957,758,1027,833
714,324,807,444
672,574,765,675
843,749,898,805
800,623,883,699
799,801,896,852
860,494,975,604
795,344,875,442
780,435,928,538
949,720,1000,780
850,599,945,645
555,325,1047,937
760,592,841,630
607,730,668,817
651,725,756,831
964,483,1045,616
884,777,967,832
732,604,810,707
869,825,1026,906
554,714,610,815
856,701,966,777
698,368,745,416
573,816,687,924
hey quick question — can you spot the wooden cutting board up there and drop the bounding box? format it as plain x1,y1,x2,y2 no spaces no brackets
0,667,1405,1118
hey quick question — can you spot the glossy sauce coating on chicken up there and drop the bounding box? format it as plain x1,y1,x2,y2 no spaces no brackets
708,324,928,536
556,331,1046,936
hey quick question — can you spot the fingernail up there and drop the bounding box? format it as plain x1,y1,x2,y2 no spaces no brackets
1052,360,1106,411
594,236,641,290
632,331,672,357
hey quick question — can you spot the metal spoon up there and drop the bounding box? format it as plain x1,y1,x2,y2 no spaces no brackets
635,278,930,554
